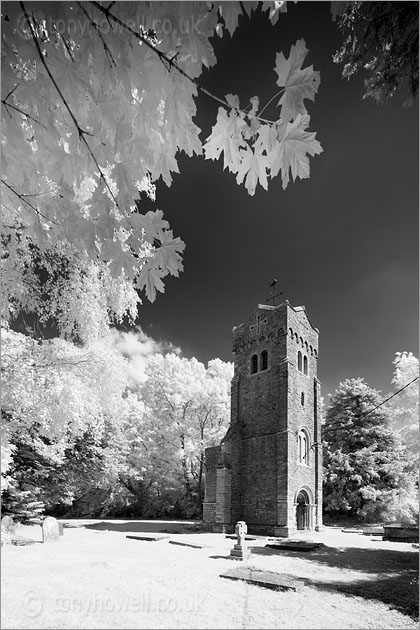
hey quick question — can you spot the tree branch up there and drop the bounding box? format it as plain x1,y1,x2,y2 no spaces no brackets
76,2,116,68
89,1,275,125
20,1,120,211
1,99,48,129
1,179,58,225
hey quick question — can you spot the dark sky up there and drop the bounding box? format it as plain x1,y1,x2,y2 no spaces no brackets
135,2,419,400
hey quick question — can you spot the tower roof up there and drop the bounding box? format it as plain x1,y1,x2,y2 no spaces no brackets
233,300,319,334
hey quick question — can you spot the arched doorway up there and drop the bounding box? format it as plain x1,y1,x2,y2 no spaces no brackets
296,490,310,530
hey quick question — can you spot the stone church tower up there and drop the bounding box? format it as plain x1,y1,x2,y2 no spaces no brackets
203,300,323,537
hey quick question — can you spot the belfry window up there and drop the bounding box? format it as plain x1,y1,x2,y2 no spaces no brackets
261,350,268,371
303,355,308,375
297,351,302,372
298,429,309,466
301,392,305,406
250,354,258,374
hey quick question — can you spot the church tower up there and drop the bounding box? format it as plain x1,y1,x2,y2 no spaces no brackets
203,300,323,536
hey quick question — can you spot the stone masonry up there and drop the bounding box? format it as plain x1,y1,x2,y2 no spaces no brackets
203,300,323,537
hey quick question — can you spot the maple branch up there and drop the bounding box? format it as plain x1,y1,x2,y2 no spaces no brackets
20,2,120,211
1,99,48,129
76,3,116,68
3,84,19,102
60,33,75,62
1,179,58,225
258,88,286,118
89,1,275,125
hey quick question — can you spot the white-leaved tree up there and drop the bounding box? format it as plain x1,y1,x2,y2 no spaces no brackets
389,351,419,470
1,328,133,518
136,353,233,516
323,377,418,524
1,1,322,322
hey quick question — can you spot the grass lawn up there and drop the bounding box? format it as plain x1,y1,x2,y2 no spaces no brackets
1,520,418,629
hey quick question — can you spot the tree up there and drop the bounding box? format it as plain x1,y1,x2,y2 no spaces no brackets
138,353,233,516
323,377,417,523
1,1,322,319
388,351,419,469
332,1,419,105
1,328,133,518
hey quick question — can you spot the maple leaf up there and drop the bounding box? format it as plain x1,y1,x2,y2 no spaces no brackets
225,93,240,109
253,124,279,155
137,264,165,303
216,2,244,37
261,1,289,24
151,149,180,187
152,231,185,276
203,106,248,173
128,209,170,243
274,39,321,122
236,146,269,196
269,114,323,189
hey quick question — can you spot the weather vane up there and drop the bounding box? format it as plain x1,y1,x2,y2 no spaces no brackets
266,279,283,306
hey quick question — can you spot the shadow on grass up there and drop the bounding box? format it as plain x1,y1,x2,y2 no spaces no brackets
79,520,205,534
307,571,419,619
250,544,419,619
250,545,417,573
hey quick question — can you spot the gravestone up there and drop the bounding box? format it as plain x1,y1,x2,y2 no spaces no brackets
1,516,16,534
58,522,64,536
266,539,324,552
169,540,211,549
126,534,169,542
220,567,307,591
229,521,251,561
42,516,60,543
11,538,36,546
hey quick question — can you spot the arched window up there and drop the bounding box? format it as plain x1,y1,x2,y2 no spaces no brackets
314,349,318,358
289,328,294,339
303,355,308,375
260,350,268,371
295,333,299,344
297,351,302,371
301,392,305,406
299,336,303,346
250,354,258,374
298,430,309,465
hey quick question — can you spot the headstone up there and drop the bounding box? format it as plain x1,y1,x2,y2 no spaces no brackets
169,540,211,549
11,538,36,546
229,521,251,561
220,567,307,591
58,522,64,536
1,515,16,534
266,539,324,552
42,516,60,543
126,534,169,542
362,526,384,536
383,525,419,543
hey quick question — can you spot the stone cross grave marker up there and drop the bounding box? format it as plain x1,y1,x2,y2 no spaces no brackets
42,516,60,543
229,521,251,561
1,515,16,534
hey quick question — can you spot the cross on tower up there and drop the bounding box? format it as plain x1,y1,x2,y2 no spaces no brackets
266,279,283,306
250,314,267,334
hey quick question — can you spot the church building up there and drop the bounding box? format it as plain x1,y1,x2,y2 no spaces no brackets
203,299,323,537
